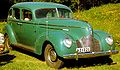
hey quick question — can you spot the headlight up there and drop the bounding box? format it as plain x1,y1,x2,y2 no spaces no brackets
63,38,72,48
105,36,113,45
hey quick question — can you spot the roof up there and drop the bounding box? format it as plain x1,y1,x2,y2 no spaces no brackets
12,2,71,11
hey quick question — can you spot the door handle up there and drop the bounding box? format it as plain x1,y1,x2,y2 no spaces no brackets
17,23,22,25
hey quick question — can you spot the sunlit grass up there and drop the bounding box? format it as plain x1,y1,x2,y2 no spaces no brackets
0,50,120,70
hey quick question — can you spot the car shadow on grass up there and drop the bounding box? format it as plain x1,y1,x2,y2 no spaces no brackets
12,46,45,61
12,47,116,69
0,54,16,66
63,56,116,69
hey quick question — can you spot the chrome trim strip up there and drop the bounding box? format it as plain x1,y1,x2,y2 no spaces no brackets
8,20,85,29
63,50,119,59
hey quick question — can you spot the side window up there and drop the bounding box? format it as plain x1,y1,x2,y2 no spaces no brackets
35,9,47,18
22,9,32,21
13,8,20,19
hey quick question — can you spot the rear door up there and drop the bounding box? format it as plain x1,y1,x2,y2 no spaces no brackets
19,9,37,47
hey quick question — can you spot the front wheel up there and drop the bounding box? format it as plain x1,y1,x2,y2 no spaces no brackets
44,44,64,69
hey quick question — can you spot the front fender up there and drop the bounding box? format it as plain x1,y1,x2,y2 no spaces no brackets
35,31,77,57
93,30,115,51
5,24,17,44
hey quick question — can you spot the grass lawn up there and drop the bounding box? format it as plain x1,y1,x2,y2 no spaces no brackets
0,50,120,70
0,3,120,70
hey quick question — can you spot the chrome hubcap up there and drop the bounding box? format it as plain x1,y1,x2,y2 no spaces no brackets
48,49,57,62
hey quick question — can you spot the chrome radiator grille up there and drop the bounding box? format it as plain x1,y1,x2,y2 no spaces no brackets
76,35,101,52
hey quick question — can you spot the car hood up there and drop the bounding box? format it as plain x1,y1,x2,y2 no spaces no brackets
35,18,92,40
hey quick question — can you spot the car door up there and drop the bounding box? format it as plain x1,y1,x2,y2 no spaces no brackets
19,9,37,48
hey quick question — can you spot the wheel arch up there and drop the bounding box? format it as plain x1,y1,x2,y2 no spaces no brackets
39,39,63,58
4,24,17,44
35,31,68,57
41,40,53,57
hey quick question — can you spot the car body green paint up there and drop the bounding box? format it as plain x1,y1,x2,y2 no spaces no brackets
5,2,118,59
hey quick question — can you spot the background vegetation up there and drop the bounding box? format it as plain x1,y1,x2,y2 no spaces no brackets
74,3,120,45
13,0,120,11
0,3,120,70
0,0,120,20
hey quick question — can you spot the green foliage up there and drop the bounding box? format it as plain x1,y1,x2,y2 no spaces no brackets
0,22,6,33
12,0,120,11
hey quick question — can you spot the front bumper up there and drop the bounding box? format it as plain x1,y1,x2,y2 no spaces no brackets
63,50,119,59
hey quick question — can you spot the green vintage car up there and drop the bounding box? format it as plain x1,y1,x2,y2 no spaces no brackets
5,2,118,68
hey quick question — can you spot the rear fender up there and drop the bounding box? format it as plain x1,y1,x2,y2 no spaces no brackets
5,24,17,44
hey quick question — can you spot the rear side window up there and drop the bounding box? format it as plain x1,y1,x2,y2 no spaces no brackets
13,8,20,19
22,9,32,21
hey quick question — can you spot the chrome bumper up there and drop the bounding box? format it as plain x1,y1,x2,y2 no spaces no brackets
63,50,119,59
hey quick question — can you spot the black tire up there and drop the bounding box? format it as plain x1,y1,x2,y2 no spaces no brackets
44,44,64,69
4,35,12,50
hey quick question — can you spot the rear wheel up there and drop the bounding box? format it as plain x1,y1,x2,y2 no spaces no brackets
44,44,64,69
4,35,12,50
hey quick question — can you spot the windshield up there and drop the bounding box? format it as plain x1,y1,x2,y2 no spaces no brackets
57,8,72,18
35,8,72,19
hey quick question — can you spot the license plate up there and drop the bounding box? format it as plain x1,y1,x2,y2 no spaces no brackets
76,47,90,53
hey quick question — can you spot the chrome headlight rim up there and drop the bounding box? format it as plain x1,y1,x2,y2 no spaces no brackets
63,38,72,48
105,36,113,45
